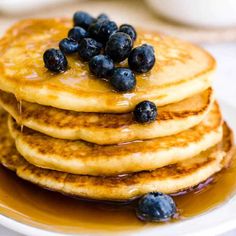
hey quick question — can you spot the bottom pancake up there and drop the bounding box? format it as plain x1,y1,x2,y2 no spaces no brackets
0,110,234,201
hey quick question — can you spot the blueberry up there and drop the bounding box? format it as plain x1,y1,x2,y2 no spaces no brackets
118,24,137,42
68,26,88,41
97,13,109,22
89,55,114,78
134,101,157,123
78,38,103,61
88,21,103,41
98,20,118,43
105,32,132,62
110,68,136,92
43,48,67,72
128,44,155,73
89,20,117,44
59,38,79,54
73,11,94,29
136,192,176,222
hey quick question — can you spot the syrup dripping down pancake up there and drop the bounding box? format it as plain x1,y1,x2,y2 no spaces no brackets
0,88,213,144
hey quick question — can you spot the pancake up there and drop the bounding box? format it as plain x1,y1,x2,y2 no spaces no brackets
0,109,233,200
8,103,223,175
0,18,215,113
0,89,213,144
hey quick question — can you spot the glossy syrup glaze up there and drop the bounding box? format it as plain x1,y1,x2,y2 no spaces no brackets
0,151,235,235
0,19,215,112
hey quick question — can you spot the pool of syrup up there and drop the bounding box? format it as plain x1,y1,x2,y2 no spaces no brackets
0,152,236,235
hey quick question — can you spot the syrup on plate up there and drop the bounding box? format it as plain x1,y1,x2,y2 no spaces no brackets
0,152,235,234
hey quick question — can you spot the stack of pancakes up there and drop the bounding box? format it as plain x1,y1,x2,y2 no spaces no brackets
0,19,234,201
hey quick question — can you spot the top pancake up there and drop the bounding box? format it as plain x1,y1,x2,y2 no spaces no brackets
0,18,215,113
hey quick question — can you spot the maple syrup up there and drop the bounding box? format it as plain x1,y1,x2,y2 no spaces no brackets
0,18,214,114
0,151,235,234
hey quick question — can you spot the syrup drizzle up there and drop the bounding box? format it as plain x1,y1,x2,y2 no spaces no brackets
16,97,24,132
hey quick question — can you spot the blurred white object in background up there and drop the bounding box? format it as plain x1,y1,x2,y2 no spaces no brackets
0,0,74,14
145,0,236,28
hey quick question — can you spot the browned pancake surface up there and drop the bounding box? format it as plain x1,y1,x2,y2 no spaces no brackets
8,103,223,175
0,89,213,144
0,121,232,200
0,107,233,201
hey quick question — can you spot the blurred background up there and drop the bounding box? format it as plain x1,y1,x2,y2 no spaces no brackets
1,0,236,43
0,0,235,235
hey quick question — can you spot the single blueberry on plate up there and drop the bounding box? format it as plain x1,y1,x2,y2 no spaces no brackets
118,24,137,42
136,192,177,222
110,68,136,92
68,26,88,41
128,44,155,73
105,32,132,62
73,11,94,29
134,101,157,123
97,13,109,22
43,48,67,72
59,38,79,54
89,55,114,78
78,38,103,61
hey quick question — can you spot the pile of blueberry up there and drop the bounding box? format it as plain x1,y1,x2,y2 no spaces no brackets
43,12,157,123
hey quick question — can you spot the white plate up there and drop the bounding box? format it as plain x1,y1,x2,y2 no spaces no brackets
145,0,236,27
0,100,235,236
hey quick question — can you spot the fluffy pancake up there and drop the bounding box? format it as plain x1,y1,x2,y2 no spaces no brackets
8,103,223,175
0,89,213,144
0,109,233,200
0,19,215,113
